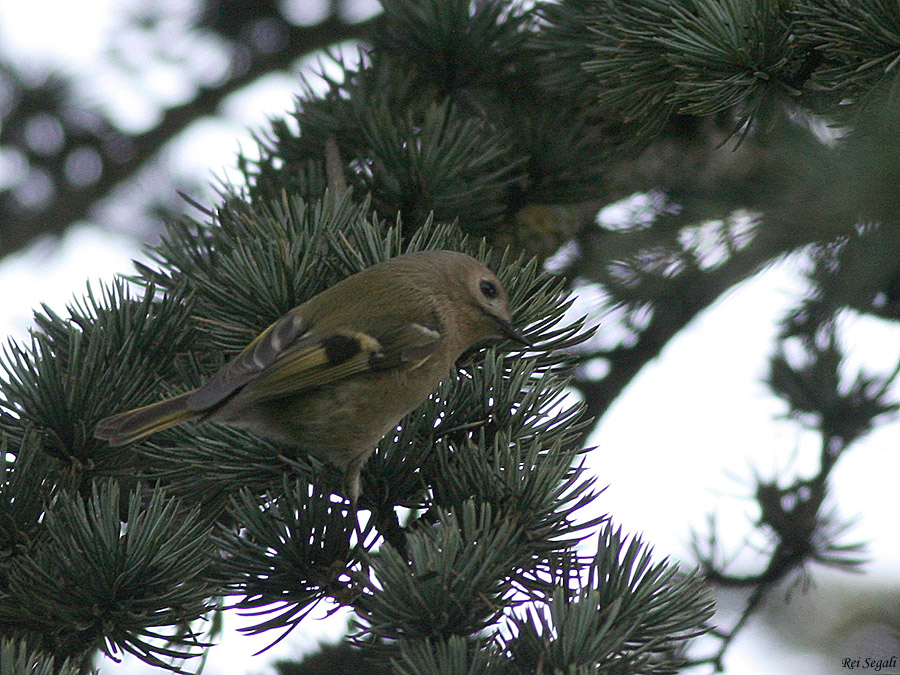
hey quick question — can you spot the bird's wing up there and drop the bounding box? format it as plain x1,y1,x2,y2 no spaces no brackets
368,322,445,370
190,320,444,409
187,311,311,411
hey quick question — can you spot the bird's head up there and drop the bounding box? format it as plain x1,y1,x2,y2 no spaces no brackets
461,264,532,347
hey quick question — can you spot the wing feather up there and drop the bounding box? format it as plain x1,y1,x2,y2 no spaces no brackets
187,312,310,411
236,323,443,405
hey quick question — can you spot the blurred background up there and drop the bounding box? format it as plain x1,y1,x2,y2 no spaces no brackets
2,1,900,673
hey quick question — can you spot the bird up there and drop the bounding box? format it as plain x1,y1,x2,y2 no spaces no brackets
94,250,531,508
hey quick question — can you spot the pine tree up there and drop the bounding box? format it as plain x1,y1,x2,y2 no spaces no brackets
3,0,900,672
0,188,715,673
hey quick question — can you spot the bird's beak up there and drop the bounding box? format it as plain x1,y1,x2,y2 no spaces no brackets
495,317,533,346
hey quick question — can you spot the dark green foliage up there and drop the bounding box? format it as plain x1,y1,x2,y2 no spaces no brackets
370,524,715,675
508,527,714,675
275,641,395,675
373,0,530,94
246,0,607,247
214,479,355,638
578,0,800,136
796,0,900,115
660,0,800,122
257,67,532,236
543,0,900,141
1,174,717,672
137,424,291,514
1,482,214,668
356,503,523,641
584,0,689,134
769,332,899,446
0,638,88,675
0,281,192,467
532,0,607,97
5,0,900,673
138,194,354,352
394,636,497,675
352,102,527,235
0,434,52,549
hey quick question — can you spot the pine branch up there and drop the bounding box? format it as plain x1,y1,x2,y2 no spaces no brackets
12,2,900,671
795,0,900,116
0,638,90,675
570,219,790,432
2,482,215,668
506,525,715,675
684,231,900,669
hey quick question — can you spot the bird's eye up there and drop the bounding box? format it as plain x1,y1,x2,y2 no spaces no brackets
479,279,499,299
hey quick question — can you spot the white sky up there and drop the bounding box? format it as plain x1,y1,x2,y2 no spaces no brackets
2,2,899,674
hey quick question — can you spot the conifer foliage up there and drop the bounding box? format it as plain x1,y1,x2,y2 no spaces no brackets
0,184,713,673
5,0,900,672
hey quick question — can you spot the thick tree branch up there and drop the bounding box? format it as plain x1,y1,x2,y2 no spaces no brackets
570,225,796,439
0,13,384,261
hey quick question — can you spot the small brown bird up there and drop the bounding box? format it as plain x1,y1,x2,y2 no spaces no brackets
94,250,530,506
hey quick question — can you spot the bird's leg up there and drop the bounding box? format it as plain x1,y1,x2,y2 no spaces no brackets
342,462,370,575
349,497,363,549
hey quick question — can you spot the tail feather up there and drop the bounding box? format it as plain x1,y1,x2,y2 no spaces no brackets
94,392,199,446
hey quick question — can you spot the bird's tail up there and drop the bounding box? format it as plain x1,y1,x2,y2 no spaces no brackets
94,391,199,446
